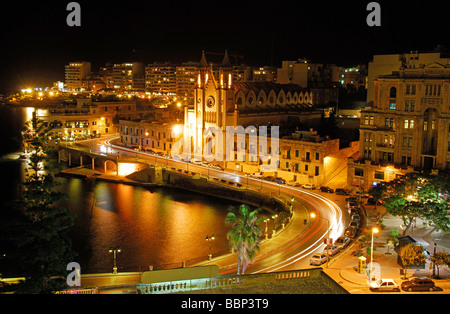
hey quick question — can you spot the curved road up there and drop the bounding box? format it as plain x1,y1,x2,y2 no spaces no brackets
74,135,351,275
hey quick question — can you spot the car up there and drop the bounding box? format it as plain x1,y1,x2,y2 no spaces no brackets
302,184,316,190
344,227,357,238
346,201,357,209
287,180,300,187
323,245,340,256
335,188,349,195
351,214,361,222
349,208,358,216
353,191,370,198
370,279,400,292
319,186,334,193
262,176,274,181
309,253,327,266
401,277,435,292
366,197,384,206
273,177,286,184
335,236,350,250
345,196,358,202
249,172,263,179
349,221,359,229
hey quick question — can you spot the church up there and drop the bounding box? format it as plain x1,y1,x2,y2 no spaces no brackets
183,50,338,164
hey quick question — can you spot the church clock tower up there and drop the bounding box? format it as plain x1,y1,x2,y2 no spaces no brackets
185,50,236,162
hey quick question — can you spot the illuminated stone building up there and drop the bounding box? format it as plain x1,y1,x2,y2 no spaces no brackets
348,62,450,191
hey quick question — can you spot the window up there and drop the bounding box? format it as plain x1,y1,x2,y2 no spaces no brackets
355,168,364,177
389,102,396,110
406,85,410,95
315,152,320,160
295,150,299,158
404,119,414,129
374,171,384,180
389,87,397,98
369,116,374,125
404,102,409,112
411,85,416,95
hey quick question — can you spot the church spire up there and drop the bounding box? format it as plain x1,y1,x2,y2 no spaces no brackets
222,49,231,67
199,50,208,67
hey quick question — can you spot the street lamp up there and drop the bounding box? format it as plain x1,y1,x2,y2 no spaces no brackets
264,218,269,240
206,235,215,261
109,247,121,274
310,212,331,268
272,214,278,236
370,227,379,281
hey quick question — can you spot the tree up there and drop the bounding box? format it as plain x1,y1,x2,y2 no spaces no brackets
398,244,426,279
381,172,450,235
430,251,450,279
225,205,264,275
3,114,75,293
368,183,385,211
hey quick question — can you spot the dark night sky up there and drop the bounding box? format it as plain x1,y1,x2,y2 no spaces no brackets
0,0,448,93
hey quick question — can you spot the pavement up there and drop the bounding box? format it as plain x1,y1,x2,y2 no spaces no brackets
322,204,450,294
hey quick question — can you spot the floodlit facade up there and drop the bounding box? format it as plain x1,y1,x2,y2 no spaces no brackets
348,62,450,191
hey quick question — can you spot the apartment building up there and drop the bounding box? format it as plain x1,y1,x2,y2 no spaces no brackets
65,62,92,91
145,62,177,95
348,62,450,191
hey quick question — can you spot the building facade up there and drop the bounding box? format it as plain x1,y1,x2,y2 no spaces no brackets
348,62,450,191
65,62,92,91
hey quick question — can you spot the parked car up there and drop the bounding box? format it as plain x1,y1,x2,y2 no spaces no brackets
401,277,436,292
349,208,358,216
366,197,384,206
335,188,349,195
351,214,361,222
287,180,300,187
323,245,340,256
346,201,357,209
353,191,370,198
370,279,400,292
249,172,263,179
273,177,286,184
302,184,316,190
262,176,274,181
335,236,350,250
309,253,327,266
319,186,334,193
346,196,358,202
344,227,357,238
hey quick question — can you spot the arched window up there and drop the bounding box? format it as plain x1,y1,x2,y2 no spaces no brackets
389,87,397,98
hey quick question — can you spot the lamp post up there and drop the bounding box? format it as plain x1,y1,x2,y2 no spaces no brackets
370,227,379,281
264,218,269,240
272,214,278,236
109,247,121,274
206,234,215,260
310,212,331,268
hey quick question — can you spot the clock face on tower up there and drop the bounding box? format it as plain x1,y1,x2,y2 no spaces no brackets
207,96,215,108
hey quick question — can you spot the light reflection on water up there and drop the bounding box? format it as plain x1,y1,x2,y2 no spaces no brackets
62,178,237,273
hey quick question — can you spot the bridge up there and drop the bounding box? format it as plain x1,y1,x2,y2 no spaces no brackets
57,143,148,176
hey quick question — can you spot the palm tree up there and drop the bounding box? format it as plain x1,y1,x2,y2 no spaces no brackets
225,205,264,275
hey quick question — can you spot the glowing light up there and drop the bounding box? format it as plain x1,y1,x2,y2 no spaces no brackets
118,163,139,176
172,125,182,136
